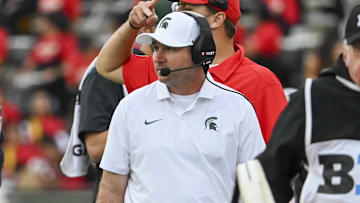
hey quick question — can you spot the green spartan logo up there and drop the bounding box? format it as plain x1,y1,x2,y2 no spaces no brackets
159,17,171,29
205,117,218,131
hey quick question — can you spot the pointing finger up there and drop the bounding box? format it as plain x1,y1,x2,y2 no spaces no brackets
147,0,160,10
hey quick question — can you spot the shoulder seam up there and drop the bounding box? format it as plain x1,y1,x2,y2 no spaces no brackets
207,78,256,114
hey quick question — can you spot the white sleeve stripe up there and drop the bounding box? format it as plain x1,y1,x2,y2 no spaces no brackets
304,78,313,147
336,76,360,92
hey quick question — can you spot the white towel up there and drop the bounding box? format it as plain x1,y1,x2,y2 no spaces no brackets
60,58,97,177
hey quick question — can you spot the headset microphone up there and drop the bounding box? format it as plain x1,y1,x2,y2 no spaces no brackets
159,63,202,76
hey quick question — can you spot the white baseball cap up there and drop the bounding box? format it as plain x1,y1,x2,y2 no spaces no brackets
136,11,201,48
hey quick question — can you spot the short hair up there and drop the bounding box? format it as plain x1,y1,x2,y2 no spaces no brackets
350,39,360,51
205,5,236,39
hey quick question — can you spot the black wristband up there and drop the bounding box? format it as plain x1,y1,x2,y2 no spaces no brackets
129,20,141,29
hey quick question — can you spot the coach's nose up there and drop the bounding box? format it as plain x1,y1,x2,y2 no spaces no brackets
153,47,166,65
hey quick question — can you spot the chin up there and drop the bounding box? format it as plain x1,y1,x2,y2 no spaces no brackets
157,75,170,84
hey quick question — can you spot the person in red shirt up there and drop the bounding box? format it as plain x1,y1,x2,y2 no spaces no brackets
0,26,8,66
37,0,82,21
19,12,79,116
96,0,287,145
0,88,22,128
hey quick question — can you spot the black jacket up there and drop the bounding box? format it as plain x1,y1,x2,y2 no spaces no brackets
257,56,360,202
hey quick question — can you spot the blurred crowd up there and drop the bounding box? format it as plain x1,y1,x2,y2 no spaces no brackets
0,0,358,191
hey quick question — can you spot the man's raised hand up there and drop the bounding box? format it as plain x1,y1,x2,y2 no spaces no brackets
129,0,159,29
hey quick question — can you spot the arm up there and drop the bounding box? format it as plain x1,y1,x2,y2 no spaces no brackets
256,89,306,202
237,101,266,163
97,94,130,203
95,0,159,83
78,68,125,164
96,170,128,203
232,99,266,203
84,131,108,164
237,90,306,203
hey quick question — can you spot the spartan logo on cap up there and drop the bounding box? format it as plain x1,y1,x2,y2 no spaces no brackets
205,117,219,131
159,17,171,29
357,15,360,27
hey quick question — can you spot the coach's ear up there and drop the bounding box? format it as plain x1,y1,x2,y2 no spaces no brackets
342,43,350,68
207,11,226,30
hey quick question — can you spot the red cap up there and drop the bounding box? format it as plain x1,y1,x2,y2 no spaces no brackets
179,0,241,25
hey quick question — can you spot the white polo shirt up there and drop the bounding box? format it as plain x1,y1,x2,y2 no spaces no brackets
100,75,265,203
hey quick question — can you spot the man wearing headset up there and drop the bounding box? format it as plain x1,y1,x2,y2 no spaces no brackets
95,0,288,145
96,11,265,203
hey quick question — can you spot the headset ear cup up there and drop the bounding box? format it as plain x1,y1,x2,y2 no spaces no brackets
182,11,216,66
191,36,202,64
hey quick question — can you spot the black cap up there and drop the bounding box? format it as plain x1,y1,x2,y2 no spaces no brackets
345,4,360,44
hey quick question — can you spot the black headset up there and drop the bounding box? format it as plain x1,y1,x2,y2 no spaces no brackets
181,11,216,71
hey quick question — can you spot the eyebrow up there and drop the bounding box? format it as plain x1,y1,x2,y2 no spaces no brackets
179,2,203,10
178,2,187,8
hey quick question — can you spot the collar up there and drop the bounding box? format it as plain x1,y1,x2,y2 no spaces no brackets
156,73,216,101
156,81,172,101
336,76,360,92
208,43,245,82
198,73,216,99
320,55,360,92
320,55,352,81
